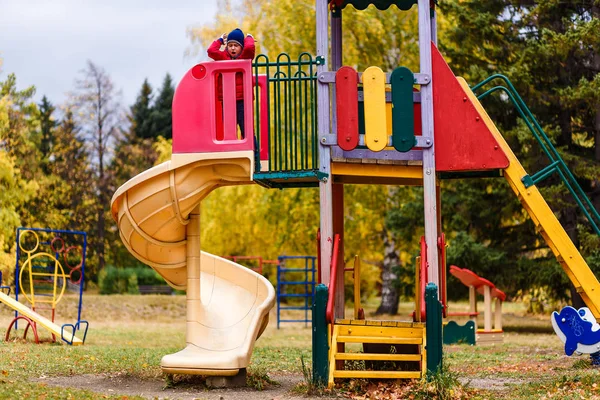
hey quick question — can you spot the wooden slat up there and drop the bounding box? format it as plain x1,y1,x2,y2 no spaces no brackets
337,325,424,338
363,66,387,152
333,370,421,379
336,353,422,362
335,318,424,328
336,67,359,151
337,335,422,345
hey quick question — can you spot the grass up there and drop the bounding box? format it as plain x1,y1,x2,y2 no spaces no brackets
1,294,600,399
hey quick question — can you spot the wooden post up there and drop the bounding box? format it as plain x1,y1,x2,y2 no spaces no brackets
483,285,492,332
317,0,332,286
469,286,477,326
418,0,439,290
494,298,503,331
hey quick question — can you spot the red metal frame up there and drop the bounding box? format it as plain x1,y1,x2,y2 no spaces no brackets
419,236,428,321
326,234,341,324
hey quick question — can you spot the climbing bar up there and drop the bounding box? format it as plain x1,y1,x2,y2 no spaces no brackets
473,74,600,236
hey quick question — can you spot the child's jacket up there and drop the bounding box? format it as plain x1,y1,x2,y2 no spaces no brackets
207,36,256,100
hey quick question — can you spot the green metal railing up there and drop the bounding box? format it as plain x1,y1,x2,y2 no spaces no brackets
253,53,322,174
472,74,600,236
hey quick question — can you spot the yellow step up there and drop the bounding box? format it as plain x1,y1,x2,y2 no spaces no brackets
333,370,421,379
337,335,423,345
335,353,422,362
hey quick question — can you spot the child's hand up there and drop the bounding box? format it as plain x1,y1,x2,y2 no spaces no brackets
221,32,228,41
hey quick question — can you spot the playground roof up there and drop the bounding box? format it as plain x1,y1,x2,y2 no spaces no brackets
329,0,418,11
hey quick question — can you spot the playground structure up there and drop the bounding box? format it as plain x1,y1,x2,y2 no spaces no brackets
0,228,88,345
445,265,506,345
110,0,600,385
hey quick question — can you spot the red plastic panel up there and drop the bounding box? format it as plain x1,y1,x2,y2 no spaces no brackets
172,60,254,154
449,265,506,301
336,67,359,151
255,75,269,161
431,43,509,172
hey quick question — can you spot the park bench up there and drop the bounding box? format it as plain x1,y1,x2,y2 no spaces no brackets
447,265,506,344
138,285,174,295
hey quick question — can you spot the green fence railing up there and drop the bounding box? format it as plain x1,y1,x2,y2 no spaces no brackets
253,53,323,174
472,74,600,236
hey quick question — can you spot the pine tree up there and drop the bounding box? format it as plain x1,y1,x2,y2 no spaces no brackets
151,73,174,139
130,79,154,140
38,95,57,172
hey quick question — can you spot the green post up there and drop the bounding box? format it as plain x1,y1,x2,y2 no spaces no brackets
312,284,329,386
425,283,443,376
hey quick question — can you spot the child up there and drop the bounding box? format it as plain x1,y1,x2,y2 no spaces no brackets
207,28,255,138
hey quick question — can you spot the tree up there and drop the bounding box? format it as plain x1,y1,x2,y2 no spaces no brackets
150,73,174,139
70,60,125,273
130,79,154,140
38,95,57,172
0,73,39,282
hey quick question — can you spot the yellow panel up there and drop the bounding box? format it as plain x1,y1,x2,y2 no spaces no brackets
333,370,421,379
459,77,600,318
337,335,422,345
337,325,424,338
332,163,422,180
363,66,387,152
336,353,422,361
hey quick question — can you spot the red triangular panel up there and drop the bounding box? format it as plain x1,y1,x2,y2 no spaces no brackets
432,43,509,172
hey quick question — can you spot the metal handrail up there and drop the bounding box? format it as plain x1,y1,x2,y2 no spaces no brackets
472,74,600,236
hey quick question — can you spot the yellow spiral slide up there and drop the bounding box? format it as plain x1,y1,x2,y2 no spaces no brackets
111,151,275,375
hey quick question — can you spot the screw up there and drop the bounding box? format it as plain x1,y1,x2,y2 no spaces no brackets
476,117,480,122
463,97,467,102
321,137,326,143
426,139,431,145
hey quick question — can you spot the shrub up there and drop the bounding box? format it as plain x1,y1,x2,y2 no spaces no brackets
98,265,139,295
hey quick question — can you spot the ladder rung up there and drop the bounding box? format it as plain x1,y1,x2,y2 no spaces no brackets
333,370,421,379
336,353,422,362
337,335,422,345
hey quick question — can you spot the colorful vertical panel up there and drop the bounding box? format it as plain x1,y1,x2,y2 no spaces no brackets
335,67,359,151
362,66,387,152
390,67,415,152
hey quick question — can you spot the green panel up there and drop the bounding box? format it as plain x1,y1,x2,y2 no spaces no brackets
425,283,443,376
312,284,329,386
443,320,476,345
390,67,415,152
334,0,417,11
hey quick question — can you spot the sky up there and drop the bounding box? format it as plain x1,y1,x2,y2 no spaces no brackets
0,0,218,107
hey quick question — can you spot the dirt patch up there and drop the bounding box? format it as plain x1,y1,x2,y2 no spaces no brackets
35,373,307,400
460,377,526,391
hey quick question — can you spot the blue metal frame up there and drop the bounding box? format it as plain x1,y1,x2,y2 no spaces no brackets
13,227,89,344
276,255,317,328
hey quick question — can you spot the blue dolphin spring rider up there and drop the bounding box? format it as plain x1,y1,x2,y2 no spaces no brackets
552,306,600,365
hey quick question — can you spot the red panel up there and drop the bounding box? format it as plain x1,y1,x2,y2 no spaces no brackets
449,265,506,301
413,88,422,137
256,75,269,161
335,67,359,151
432,43,509,172
172,60,254,154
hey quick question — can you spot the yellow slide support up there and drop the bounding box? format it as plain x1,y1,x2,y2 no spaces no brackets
0,292,83,345
459,78,600,317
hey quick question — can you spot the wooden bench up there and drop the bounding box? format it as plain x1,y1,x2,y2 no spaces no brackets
448,265,506,344
138,285,174,295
